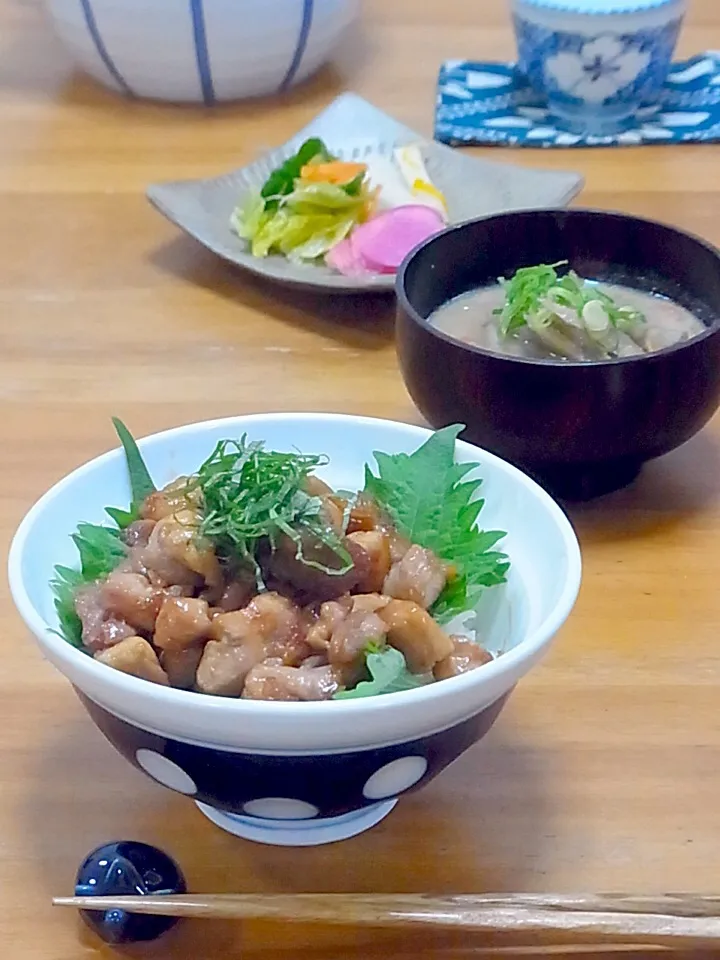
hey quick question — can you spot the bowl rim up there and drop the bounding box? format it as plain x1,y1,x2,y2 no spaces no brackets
8,412,581,726
396,206,720,370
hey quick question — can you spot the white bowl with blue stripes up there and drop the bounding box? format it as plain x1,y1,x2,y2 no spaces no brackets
45,0,359,103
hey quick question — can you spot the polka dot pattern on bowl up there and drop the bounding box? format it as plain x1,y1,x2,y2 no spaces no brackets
242,798,320,820
80,691,510,822
362,756,429,800
135,749,198,795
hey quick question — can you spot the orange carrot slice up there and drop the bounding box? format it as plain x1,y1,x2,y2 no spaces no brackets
300,161,367,184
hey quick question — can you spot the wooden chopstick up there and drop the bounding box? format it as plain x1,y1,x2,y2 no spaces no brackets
52,893,720,948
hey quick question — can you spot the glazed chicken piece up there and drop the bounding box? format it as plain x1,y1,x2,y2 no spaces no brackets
215,579,257,612
328,610,387,678
74,584,136,653
140,517,202,589
302,476,347,534
242,663,341,701
379,599,454,674
320,496,346,534
346,495,410,562
267,533,370,603
138,475,215,587
300,654,329,669
95,635,169,686
140,478,201,522
346,530,391,593
245,593,311,665
161,645,205,689
304,475,334,498
433,635,494,681
195,618,266,697
141,510,221,589
195,593,308,696
246,592,301,639
304,597,352,651
153,597,212,652
383,544,447,610
201,570,256,612
303,592,390,655
100,570,164,633
388,535,412,565
346,494,384,534
350,593,391,614
141,491,176,523
122,519,156,548
211,608,265,646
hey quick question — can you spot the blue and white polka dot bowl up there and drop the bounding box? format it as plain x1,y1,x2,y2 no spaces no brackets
512,0,686,134
8,414,581,847
44,0,359,103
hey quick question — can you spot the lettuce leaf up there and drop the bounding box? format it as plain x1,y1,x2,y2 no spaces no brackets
247,207,293,258
286,217,356,262
231,174,368,262
363,424,509,623
284,181,366,213
231,191,269,241
333,646,427,700
246,210,349,261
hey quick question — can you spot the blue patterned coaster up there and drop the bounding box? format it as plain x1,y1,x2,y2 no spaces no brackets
435,52,720,147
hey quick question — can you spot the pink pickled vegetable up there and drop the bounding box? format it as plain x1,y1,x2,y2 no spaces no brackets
325,205,445,278
351,206,445,274
325,236,369,278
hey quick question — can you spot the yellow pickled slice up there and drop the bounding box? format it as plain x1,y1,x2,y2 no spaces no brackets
394,144,448,219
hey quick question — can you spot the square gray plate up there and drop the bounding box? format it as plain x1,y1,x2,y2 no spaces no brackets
146,93,584,294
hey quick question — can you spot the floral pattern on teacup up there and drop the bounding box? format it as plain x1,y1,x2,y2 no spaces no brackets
545,36,651,104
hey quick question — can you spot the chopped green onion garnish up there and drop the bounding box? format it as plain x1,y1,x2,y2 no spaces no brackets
494,263,646,355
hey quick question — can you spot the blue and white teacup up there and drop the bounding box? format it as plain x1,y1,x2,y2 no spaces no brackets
512,0,687,135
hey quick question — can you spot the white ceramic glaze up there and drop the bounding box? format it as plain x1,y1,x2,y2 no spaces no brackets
9,414,581,754
195,799,398,846
515,0,685,18
45,0,359,103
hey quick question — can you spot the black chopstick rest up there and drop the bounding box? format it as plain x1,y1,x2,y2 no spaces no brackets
75,841,186,943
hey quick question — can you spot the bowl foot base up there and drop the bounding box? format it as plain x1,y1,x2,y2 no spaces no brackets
195,799,398,846
529,458,643,501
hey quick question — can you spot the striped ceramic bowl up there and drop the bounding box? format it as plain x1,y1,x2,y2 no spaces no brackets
44,0,359,103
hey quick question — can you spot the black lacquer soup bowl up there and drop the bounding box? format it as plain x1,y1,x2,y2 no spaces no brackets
396,209,720,500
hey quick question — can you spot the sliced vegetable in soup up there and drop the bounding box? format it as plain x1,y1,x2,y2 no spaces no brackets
430,262,706,362
51,420,509,701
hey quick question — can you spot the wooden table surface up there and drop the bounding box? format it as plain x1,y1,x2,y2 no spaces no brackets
2,1,720,958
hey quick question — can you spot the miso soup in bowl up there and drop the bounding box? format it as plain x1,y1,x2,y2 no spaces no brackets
396,209,720,500
432,271,706,363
